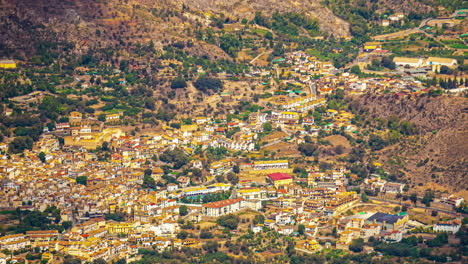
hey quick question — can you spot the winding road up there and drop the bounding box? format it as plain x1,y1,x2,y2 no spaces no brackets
373,11,461,41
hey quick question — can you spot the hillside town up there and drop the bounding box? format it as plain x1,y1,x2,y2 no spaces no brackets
0,46,466,263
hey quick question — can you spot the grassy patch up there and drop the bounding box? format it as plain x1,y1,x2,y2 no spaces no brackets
251,28,269,36
450,43,468,49
306,49,330,61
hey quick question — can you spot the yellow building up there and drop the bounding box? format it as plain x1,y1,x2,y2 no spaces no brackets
0,60,16,69
64,128,123,150
364,42,382,51
106,221,135,235
237,187,261,200
302,238,321,252
325,192,359,215
181,124,198,132
105,113,121,122
267,173,293,188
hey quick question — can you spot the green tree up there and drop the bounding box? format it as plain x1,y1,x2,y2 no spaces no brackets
61,221,73,230
171,76,187,89
177,231,188,239
422,190,434,207
179,205,188,216
350,65,361,75
8,136,34,153
194,76,223,94
361,193,369,203
298,143,318,156
142,175,156,189
98,113,106,122
38,152,46,163
349,238,364,252
92,258,106,264
263,122,273,132
217,214,240,230
232,165,240,174
202,241,219,253
272,41,284,57
382,56,396,69
76,176,87,186
200,230,214,239
226,172,239,185
253,214,265,225
298,224,305,235
159,148,189,169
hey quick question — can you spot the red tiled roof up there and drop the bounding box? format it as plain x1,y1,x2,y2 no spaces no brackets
202,198,244,209
268,173,292,181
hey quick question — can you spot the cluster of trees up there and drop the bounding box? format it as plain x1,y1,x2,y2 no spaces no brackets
134,246,254,264
1,113,44,153
359,115,418,151
180,191,231,204
253,12,320,37
142,169,156,189
367,56,396,71
323,0,373,38
216,214,240,230
204,146,229,161
75,176,87,186
193,76,223,94
373,234,459,261
349,238,364,252
104,212,127,222
7,207,68,233
219,34,243,57
298,142,319,156
439,77,466,89
159,148,189,169
421,190,435,207
170,76,187,89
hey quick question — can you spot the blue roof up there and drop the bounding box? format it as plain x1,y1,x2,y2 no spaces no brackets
367,212,404,225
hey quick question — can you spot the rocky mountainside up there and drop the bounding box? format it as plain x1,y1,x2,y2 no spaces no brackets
354,94,468,192
172,0,350,37
0,0,349,59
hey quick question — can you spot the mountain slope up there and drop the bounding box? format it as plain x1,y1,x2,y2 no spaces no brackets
0,0,350,60
353,94,468,192
172,0,350,37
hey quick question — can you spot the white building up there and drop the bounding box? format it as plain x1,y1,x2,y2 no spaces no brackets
277,226,294,235
384,182,405,193
426,57,458,68
381,230,403,243
274,212,294,225
0,234,30,250
442,196,464,207
202,198,245,217
251,224,263,233
167,183,178,192
433,220,461,234
393,57,424,68
253,160,289,170
244,199,262,211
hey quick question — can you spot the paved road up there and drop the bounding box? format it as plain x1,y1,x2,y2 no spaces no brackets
373,11,460,41
261,138,284,149
260,127,293,149
250,51,268,64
